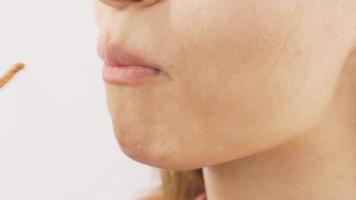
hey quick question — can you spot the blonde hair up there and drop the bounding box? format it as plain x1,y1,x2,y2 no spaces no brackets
145,169,205,200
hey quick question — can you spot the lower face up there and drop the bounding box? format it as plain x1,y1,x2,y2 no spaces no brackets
96,0,351,170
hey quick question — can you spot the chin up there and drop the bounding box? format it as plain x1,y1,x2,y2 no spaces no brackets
112,127,206,170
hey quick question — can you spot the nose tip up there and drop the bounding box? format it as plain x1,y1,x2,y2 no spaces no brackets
99,0,160,10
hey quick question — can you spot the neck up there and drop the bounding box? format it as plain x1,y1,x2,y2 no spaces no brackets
203,50,356,200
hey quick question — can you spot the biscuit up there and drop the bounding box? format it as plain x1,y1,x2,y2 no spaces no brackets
0,63,25,89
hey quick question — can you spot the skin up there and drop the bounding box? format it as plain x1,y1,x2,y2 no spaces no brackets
95,0,356,199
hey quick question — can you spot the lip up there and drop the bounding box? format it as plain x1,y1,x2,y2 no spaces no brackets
97,39,169,86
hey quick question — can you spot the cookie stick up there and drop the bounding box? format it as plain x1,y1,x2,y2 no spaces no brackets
0,63,25,89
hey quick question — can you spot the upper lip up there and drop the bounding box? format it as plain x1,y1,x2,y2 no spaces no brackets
97,39,162,71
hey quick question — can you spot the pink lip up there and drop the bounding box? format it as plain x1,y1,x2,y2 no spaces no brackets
97,39,168,86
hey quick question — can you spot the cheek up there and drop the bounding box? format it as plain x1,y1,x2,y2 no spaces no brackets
169,1,335,143
170,1,300,119
171,0,299,64
170,0,301,94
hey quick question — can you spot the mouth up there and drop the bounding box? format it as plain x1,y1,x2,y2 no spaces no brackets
97,40,169,86
102,63,167,86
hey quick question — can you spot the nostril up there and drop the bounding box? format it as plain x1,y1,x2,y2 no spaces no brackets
99,0,131,10
130,0,160,7
99,0,160,10
141,0,159,6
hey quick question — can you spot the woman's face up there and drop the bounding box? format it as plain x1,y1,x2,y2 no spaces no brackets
95,0,356,170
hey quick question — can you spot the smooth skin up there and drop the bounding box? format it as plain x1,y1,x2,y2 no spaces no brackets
95,0,356,199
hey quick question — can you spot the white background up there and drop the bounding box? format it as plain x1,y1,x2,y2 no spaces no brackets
0,1,160,199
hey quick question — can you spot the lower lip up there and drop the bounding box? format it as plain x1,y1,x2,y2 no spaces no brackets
102,64,164,85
